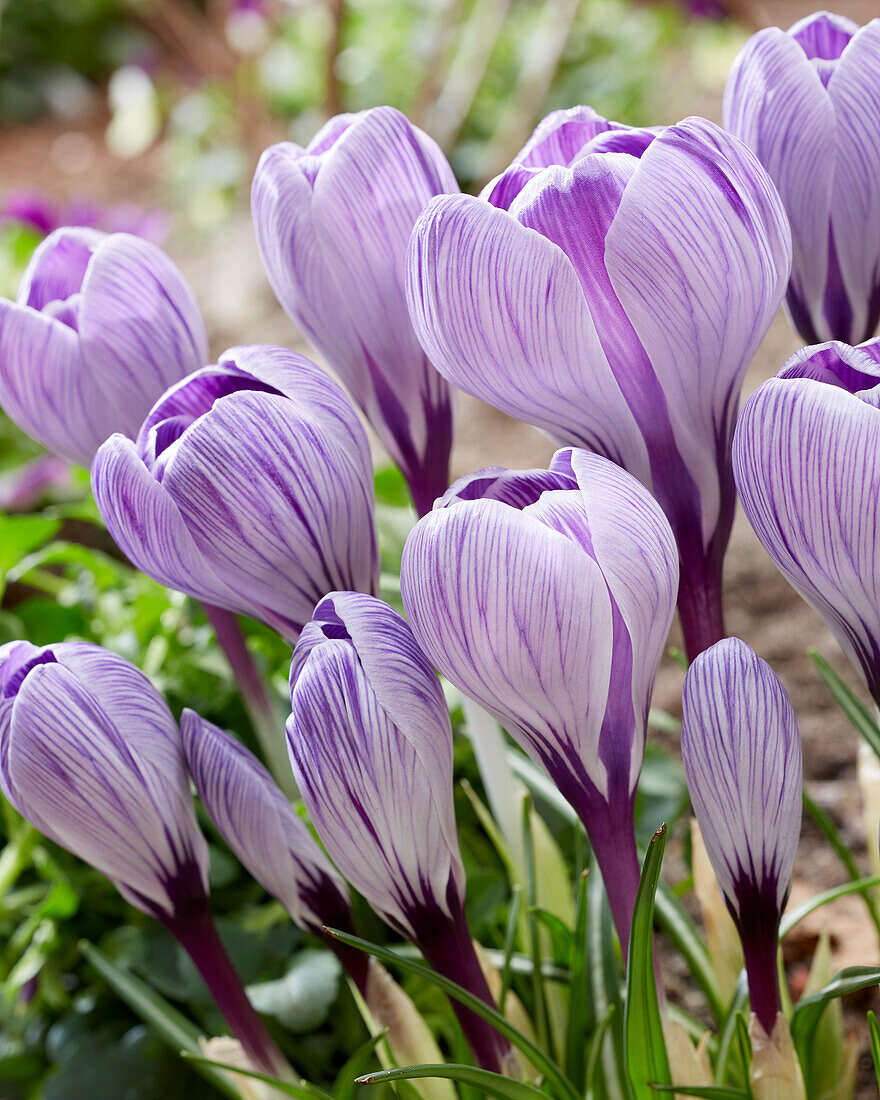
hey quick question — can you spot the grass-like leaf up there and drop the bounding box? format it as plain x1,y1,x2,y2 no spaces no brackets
649,1087,749,1099
780,874,880,938
355,1063,550,1100
323,927,580,1100
653,882,724,1023
624,825,671,1099
565,870,591,1090
809,648,880,761
868,1011,880,1087
792,966,880,1048
181,1054,332,1100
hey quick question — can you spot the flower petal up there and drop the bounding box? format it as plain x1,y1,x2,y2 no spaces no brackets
180,709,350,933
406,193,649,476
400,497,616,803
733,374,880,698
604,117,791,540
681,637,802,918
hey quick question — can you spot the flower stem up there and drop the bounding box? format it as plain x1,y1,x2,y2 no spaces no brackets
166,908,291,1078
203,604,296,798
676,559,726,664
418,908,514,1074
587,811,642,957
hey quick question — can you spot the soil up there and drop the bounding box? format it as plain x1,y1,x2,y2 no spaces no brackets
3,0,880,1088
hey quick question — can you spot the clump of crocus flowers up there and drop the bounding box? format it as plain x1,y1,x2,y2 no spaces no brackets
1,9,880,1098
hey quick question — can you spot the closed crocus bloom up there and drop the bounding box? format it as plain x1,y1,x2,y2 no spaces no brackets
0,227,207,466
180,709,367,992
400,448,679,951
92,344,379,641
408,115,790,661
0,641,287,1075
681,638,802,1035
252,107,457,516
288,592,511,1074
733,336,880,704
724,12,880,345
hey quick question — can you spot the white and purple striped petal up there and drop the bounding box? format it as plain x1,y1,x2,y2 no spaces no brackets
733,338,880,703
724,13,880,345
681,637,802,1032
407,115,789,660
0,641,209,921
0,229,207,466
401,449,678,949
180,710,352,936
92,345,379,640
252,107,456,515
287,592,463,942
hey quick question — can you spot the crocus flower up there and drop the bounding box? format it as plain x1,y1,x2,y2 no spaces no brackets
733,335,880,704
400,448,679,951
681,638,802,1034
0,640,287,1076
252,106,457,516
288,592,512,1074
92,344,379,641
407,113,789,660
180,709,368,992
0,228,206,466
724,12,880,345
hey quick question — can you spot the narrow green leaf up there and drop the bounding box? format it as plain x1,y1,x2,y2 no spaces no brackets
587,867,628,1100
0,515,61,596
868,1011,880,1086
780,874,880,938
791,966,880,1048
79,940,242,1099
498,884,523,1014
565,869,591,1090
713,977,748,1087
333,1028,388,1100
522,793,551,1058
356,1063,548,1100
809,647,880,761
733,1013,751,1085
649,1087,749,1099
584,1004,616,1100
324,928,580,1100
802,788,880,938
624,825,671,1098
182,1055,331,1100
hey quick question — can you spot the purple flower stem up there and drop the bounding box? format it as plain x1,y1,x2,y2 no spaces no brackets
417,908,514,1074
166,908,291,1078
587,812,642,958
203,604,296,798
676,561,727,665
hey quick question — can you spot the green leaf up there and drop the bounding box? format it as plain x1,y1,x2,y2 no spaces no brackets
333,1029,388,1100
79,940,242,1099
324,928,580,1100
868,1011,880,1086
653,882,724,1023
182,1055,332,1100
802,787,880,938
809,647,880,760
780,874,880,938
584,1004,617,1100
587,868,628,1100
649,1087,749,1099
0,515,60,596
713,977,748,1087
355,1063,549,1100
624,825,671,1099
565,870,591,1090
791,966,880,1048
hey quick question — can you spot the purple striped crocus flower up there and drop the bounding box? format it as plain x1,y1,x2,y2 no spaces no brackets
287,592,512,1074
180,710,368,992
407,113,790,660
92,344,379,641
0,228,206,466
724,12,880,345
0,641,287,1076
400,449,679,952
681,638,802,1034
252,107,457,516
733,335,880,705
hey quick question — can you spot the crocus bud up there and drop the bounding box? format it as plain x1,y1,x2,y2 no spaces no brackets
0,228,207,466
0,640,287,1076
252,107,457,516
92,344,379,641
288,592,511,1074
180,709,367,992
681,638,802,1035
732,337,880,705
724,13,880,345
407,114,790,660
401,449,679,952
